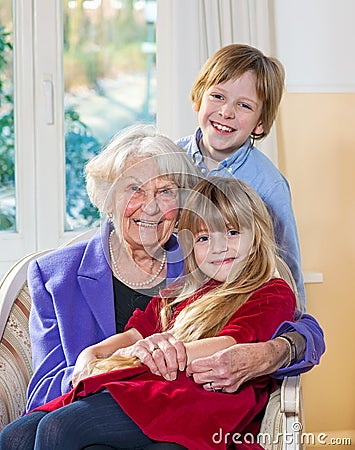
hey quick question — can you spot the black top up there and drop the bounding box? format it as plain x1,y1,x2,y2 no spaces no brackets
112,276,166,333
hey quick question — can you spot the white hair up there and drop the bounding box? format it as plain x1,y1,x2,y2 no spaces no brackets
85,124,200,213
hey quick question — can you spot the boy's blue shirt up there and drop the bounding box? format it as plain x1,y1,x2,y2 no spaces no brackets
177,128,325,377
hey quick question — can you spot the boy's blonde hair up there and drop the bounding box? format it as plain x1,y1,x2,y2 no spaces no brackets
190,44,285,140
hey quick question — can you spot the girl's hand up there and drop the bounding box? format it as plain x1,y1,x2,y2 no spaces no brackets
71,328,144,387
72,346,100,388
114,332,186,381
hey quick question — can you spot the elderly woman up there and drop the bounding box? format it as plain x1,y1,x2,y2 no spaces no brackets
26,124,200,415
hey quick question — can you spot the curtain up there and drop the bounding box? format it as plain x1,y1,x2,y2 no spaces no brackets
157,0,279,165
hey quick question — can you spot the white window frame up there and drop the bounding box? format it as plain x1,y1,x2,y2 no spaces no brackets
1,1,37,277
32,0,67,249
1,0,182,278
1,0,72,277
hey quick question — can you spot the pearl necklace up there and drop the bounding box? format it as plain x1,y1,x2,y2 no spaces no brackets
108,230,167,288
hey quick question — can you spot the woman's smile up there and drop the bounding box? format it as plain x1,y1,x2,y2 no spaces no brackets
132,218,163,228
112,158,180,252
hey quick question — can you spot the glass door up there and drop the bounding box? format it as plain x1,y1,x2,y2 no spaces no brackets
63,0,157,231
0,1,37,277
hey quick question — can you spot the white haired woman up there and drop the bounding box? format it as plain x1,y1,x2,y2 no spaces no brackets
24,124,200,450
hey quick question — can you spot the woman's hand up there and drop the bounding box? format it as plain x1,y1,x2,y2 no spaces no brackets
114,332,187,381
186,340,289,393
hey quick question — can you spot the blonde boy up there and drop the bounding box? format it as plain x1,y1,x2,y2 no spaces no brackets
177,43,305,304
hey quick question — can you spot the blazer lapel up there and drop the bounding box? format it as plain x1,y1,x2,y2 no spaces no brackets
77,222,116,337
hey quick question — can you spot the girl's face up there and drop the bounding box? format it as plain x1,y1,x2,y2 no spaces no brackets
194,71,264,162
112,158,179,252
193,223,254,282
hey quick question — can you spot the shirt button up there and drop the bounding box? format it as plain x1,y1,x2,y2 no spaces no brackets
201,168,207,174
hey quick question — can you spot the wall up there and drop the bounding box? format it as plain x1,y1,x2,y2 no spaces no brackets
273,0,355,92
277,71,355,450
272,1,355,445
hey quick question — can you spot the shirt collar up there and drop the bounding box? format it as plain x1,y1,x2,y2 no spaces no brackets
188,128,253,175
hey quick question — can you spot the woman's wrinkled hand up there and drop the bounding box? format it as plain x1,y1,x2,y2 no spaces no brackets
186,341,285,393
114,332,186,381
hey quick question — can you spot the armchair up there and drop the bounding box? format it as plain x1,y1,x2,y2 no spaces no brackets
0,234,303,449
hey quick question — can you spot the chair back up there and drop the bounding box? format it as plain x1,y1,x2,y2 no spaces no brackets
0,250,51,427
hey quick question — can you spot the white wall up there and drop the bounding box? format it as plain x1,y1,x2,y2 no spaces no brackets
273,0,355,92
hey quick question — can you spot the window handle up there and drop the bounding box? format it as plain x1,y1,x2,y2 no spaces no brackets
43,79,54,125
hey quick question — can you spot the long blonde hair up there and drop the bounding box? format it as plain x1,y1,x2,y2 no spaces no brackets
88,177,297,375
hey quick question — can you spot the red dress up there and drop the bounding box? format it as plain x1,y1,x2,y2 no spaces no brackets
33,279,295,449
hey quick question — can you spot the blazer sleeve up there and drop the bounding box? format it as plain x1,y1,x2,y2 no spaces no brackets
270,310,325,378
26,259,75,412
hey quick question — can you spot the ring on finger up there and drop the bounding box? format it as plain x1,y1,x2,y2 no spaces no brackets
209,382,224,393
209,381,216,392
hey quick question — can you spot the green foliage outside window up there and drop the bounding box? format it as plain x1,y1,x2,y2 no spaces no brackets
0,26,101,232
64,109,101,230
0,25,15,231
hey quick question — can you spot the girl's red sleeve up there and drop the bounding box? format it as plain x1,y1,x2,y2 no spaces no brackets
217,278,296,344
124,295,162,337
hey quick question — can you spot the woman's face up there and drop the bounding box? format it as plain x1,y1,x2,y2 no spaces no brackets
112,158,180,252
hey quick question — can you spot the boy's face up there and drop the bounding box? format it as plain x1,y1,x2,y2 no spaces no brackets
193,71,264,163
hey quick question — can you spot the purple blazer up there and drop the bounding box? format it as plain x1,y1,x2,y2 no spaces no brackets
26,221,184,412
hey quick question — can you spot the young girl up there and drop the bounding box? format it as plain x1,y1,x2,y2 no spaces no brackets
0,177,296,450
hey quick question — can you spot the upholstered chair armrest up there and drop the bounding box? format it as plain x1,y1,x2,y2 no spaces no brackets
0,284,33,430
281,375,304,450
259,375,303,450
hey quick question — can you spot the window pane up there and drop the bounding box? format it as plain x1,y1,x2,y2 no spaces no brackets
63,0,156,231
0,3,15,232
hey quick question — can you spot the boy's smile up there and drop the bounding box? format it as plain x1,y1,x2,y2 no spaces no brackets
194,71,264,165
210,121,235,133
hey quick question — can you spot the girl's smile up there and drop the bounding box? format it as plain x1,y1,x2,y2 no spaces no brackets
193,226,254,282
